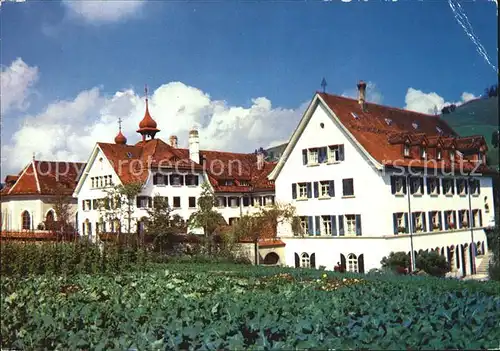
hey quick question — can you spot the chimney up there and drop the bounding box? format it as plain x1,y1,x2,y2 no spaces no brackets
169,135,178,148
357,80,367,111
188,129,200,164
256,148,264,170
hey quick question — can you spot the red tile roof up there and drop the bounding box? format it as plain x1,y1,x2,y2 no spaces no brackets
97,138,275,193
1,161,85,196
318,93,493,174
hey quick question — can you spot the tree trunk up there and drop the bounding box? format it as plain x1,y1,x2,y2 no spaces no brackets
254,239,259,265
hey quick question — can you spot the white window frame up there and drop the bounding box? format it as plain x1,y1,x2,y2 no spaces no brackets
320,181,330,198
328,145,340,163
431,211,440,231
300,217,308,235
348,253,358,273
308,148,319,165
298,183,307,199
429,178,438,195
396,213,405,233
403,144,410,157
321,216,331,235
395,177,404,195
300,253,310,268
415,212,423,232
345,215,356,235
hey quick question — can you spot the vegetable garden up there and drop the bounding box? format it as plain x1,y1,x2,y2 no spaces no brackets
2,262,500,350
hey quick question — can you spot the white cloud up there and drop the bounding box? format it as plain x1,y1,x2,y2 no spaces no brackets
0,58,39,115
2,82,305,175
341,81,384,104
0,0,26,7
62,0,146,24
404,88,478,115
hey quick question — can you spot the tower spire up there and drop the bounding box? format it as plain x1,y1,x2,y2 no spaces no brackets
136,83,160,141
114,117,127,145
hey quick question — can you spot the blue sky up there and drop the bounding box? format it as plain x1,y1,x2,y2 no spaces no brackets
0,0,498,174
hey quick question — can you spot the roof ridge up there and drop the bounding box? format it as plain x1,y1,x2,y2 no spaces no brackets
319,92,440,118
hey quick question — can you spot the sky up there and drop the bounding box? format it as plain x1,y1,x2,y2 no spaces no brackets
0,0,498,177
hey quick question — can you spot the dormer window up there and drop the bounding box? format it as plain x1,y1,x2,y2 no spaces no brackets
436,126,443,135
412,122,419,130
384,118,392,126
223,179,234,186
240,180,250,186
351,112,359,119
420,146,427,159
403,143,410,157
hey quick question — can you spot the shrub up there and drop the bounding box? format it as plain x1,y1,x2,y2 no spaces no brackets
380,251,410,274
416,250,449,277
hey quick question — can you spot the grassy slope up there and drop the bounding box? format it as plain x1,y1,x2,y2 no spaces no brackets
440,97,499,167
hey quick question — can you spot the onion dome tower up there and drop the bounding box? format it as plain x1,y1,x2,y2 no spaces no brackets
114,117,127,145
136,85,160,141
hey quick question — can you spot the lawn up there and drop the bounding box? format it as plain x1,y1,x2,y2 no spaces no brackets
1,263,500,350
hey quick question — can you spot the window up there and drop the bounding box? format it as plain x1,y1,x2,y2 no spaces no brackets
300,217,308,235
470,179,480,196
413,212,424,232
445,210,456,230
420,146,427,159
328,145,344,162
217,197,226,208
92,199,98,210
242,196,251,207
137,220,146,235
170,174,183,186
430,211,441,231
85,200,91,211
300,253,311,268
442,179,454,195
436,149,442,160
342,179,354,197
153,173,167,185
345,215,356,235
403,143,410,157
240,180,250,186
427,178,439,195
188,197,196,208
472,209,482,227
320,181,330,197
384,118,392,126
173,197,181,208
412,122,419,130
21,211,31,230
409,177,423,195
185,174,199,186
321,216,332,235
136,196,151,208
351,112,359,119
458,210,469,228
45,210,55,224
348,253,358,273
436,126,443,135
308,148,319,165
222,179,234,186
91,177,95,188
264,196,274,206
391,176,406,195
485,196,490,213
318,147,327,163
457,179,467,195
393,212,408,234
298,183,308,199
450,150,455,161
229,197,239,208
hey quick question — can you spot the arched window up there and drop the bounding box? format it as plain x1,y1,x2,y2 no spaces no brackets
21,211,31,230
348,253,358,272
300,253,310,268
46,210,55,223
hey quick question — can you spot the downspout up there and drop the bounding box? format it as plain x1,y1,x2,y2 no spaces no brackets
406,174,416,272
467,174,476,275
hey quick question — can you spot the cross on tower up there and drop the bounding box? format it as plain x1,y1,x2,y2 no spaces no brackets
321,77,327,93
118,117,123,131
145,84,148,100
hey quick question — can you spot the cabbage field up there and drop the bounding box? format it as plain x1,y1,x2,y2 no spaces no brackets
1,264,500,350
